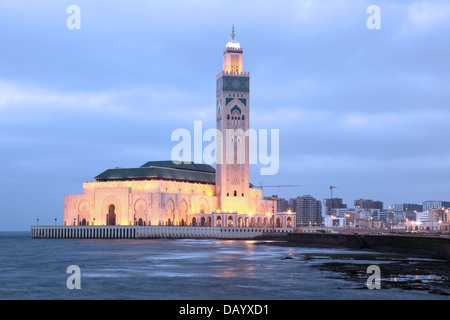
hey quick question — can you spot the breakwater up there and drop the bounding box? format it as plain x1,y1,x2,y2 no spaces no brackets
284,232,450,261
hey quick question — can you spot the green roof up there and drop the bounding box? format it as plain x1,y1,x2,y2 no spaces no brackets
94,161,216,184
140,161,215,173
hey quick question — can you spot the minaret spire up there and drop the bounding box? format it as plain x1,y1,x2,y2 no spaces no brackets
231,24,235,40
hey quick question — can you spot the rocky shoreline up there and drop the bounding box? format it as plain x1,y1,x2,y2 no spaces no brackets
302,251,450,296
259,240,450,297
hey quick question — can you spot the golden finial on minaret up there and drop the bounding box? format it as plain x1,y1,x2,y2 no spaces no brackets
231,24,235,40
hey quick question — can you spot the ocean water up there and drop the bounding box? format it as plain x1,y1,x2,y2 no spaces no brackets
0,232,447,300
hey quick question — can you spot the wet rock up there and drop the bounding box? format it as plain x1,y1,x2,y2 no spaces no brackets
306,252,450,296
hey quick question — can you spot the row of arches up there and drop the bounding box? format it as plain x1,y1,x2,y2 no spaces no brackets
189,214,293,228
72,196,212,227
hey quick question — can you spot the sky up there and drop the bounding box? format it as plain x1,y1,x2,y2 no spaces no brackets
1,0,450,231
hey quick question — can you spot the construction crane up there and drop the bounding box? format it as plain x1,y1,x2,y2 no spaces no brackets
329,186,337,215
257,183,301,195
256,183,301,231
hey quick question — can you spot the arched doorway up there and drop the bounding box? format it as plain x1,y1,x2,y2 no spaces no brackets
216,216,222,227
138,218,144,226
287,217,292,228
81,218,87,226
201,217,206,226
107,205,116,226
276,217,281,228
192,217,197,226
228,216,234,227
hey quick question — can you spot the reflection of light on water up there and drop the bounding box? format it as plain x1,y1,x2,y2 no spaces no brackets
386,274,443,282
218,266,256,278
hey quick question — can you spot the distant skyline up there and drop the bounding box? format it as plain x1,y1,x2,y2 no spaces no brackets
1,0,450,230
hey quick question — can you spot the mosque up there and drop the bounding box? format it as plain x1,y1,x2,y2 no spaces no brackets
63,28,295,230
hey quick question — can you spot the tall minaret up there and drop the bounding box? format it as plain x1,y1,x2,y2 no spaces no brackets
216,26,251,214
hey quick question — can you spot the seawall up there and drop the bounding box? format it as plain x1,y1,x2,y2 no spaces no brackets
285,232,450,261
30,225,293,240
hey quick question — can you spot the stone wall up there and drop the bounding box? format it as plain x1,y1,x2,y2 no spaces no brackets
286,232,450,261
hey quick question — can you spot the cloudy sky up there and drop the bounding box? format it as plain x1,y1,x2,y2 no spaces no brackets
1,0,449,230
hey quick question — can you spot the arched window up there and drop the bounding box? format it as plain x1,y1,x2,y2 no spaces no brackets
216,216,222,227
234,190,237,197
242,115,245,120
227,114,230,119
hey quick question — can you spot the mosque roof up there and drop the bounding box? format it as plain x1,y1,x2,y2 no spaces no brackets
94,161,216,184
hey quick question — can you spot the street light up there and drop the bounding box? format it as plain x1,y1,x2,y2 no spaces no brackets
271,195,275,232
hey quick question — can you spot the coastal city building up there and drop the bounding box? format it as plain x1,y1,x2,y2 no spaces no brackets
392,203,423,221
354,199,383,210
293,195,322,226
405,208,449,232
422,200,450,212
264,195,290,213
323,198,347,216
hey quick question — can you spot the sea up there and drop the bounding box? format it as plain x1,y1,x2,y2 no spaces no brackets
0,231,448,301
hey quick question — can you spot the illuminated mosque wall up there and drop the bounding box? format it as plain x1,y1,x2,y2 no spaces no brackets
63,180,284,227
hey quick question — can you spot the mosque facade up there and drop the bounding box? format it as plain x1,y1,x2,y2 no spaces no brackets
63,28,295,230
